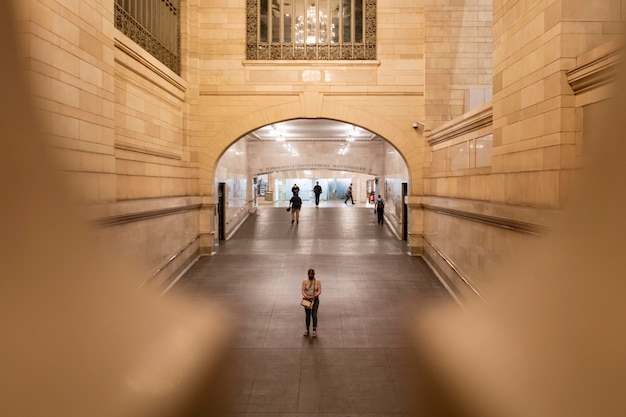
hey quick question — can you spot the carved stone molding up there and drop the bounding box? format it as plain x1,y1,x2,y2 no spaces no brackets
115,141,183,161
426,104,493,146
567,48,622,95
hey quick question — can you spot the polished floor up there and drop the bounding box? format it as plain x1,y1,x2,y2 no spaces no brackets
171,201,453,416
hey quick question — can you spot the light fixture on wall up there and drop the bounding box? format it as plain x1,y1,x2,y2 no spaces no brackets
412,121,424,130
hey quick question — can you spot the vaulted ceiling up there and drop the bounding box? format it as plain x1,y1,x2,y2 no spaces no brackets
246,119,382,142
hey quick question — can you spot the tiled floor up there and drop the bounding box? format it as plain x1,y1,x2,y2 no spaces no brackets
171,203,453,416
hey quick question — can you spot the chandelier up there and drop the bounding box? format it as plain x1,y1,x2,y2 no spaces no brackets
294,4,335,44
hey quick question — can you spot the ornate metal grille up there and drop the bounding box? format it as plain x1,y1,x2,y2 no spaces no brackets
247,0,376,60
114,0,181,74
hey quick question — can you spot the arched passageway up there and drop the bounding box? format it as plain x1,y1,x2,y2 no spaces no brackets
214,118,410,243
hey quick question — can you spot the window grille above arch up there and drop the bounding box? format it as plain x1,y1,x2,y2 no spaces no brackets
246,0,377,60
114,0,181,74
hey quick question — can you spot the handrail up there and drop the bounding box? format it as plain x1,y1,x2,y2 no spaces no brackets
422,234,484,301
226,206,247,223
421,203,546,235
140,235,199,288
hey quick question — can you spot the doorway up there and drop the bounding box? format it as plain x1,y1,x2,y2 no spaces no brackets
218,182,225,241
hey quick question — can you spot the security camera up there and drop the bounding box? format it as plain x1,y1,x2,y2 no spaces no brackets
412,122,423,129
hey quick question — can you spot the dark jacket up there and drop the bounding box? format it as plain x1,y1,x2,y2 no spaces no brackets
290,196,302,209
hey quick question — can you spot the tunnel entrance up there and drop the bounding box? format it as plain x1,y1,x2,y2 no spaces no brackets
215,118,409,242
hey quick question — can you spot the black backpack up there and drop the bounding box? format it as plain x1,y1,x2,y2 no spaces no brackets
378,199,384,209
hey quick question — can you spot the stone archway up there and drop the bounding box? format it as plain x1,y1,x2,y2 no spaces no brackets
196,97,425,255
202,100,421,193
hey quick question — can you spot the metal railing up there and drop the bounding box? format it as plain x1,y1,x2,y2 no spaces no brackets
114,0,180,74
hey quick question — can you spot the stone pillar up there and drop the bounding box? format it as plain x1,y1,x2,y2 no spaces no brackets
491,0,623,209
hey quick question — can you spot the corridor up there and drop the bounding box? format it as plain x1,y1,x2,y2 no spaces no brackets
171,205,453,416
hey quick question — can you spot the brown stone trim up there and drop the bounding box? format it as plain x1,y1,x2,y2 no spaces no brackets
115,141,183,161
567,49,622,95
114,36,186,93
92,203,202,227
421,203,547,235
324,92,424,97
426,104,493,146
198,91,301,96
242,60,381,67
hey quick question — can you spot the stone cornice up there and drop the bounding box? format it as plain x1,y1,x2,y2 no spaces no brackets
242,60,381,67
91,203,202,227
417,196,557,235
114,34,186,94
82,197,203,227
115,141,183,161
421,203,547,235
566,47,622,95
426,103,493,146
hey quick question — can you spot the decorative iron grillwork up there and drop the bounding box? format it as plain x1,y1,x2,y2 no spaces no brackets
247,0,376,60
114,1,181,74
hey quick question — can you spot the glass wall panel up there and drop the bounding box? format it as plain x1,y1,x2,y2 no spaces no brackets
283,0,292,42
330,0,340,43
260,0,269,42
475,135,493,168
342,0,351,42
354,0,363,43
319,0,328,44
295,0,305,43
450,142,469,171
271,0,280,42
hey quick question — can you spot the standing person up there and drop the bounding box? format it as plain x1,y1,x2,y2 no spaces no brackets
291,183,300,196
344,183,355,204
313,181,322,206
289,192,302,224
301,268,322,337
374,194,385,224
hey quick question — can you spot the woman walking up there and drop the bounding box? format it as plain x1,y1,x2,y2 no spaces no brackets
301,268,322,337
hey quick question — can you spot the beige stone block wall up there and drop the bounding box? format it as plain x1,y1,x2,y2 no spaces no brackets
425,0,493,129
82,197,202,289
15,0,207,284
113,35,195,200
492,0,622,209
423,208,543,300
422,1,623,301
17,0,117,204
423,103,493,202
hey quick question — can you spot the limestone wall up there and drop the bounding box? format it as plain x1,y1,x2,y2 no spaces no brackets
491,0,622,208
425,0,493,129
420,0,623,301
16,0,117,203
16,0,202,289
15,0,623,295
